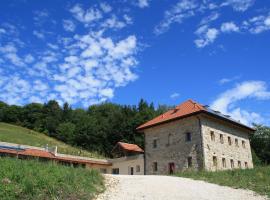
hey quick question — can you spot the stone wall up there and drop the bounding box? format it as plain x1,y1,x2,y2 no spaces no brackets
200,114,254,171
143,116,204,175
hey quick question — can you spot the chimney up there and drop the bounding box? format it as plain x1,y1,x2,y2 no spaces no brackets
54,146,58,156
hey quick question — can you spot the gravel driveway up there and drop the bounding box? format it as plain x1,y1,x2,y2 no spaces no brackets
96,175,268,200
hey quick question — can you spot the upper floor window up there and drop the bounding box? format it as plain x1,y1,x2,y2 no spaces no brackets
228,136,232,146
185,132,192,142
235,139,239,147
168,134,173,146
220,134,224,144
153,139,157,148
210,131,215,141
242,140,246,148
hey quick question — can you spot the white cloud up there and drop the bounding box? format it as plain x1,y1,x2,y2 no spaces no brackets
24,54,35,63
222,0,255,12
244,14,270,34
219,76,240,85
170,92,180,99
136,0,150,8
211,81,270,125
194,27,219,48
70,4,102,25
199,12,219,26
33,30,45,39
100,2,112,13
63,19,76,32
221,22,239,33
154,0,198,35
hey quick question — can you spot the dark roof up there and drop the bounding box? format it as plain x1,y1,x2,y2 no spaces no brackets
136,99,255,132
112,142,144,153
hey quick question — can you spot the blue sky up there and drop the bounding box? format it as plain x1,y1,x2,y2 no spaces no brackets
0,0,270,125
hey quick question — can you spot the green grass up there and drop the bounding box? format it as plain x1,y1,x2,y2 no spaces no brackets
0,157,104,200
0,122,104,158
174,167,270,198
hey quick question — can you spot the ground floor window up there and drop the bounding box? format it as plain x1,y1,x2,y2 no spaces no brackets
238,161,241,168
245,162,248,168
112,168,119,174
100,168,107,173
222,158,226,168
153,162,158,172
187,156,192,168
136,165,140,172
230,159,234,169
213,156,217,168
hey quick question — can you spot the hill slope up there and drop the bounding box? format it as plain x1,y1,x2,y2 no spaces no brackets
0,122,103,158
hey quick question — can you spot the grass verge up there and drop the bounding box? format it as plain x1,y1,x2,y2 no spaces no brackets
174,166,270,198
0,157,104,200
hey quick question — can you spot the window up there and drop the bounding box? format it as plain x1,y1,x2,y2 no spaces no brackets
213,156,217,168
245,162,248,169
222,158,226,168
230,159,234,169
228,137,232,146
112,168,119,174
220,134,224,144
187,156,192,168
153,139,157,148
210,131,215,141
136,165,140,172
100,168,107,174
242,141,246,148
235,139,239,147
153,162,158,172
238,161,241,168
186,132,192,142
168,134,173,146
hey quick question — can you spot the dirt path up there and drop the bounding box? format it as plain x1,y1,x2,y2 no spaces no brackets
96,175,268,200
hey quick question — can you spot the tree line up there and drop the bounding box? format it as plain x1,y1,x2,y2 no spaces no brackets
0,100,269,164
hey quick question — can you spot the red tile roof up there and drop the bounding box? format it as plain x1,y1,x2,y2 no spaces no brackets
117,142,144,153
0,147,111,166
137,99,205,130
136,99,254,131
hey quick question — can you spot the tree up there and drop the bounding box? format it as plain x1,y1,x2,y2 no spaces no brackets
57,122,76,143
250,124,270,165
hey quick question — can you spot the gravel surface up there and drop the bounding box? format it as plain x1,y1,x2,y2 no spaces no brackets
96,175,268,200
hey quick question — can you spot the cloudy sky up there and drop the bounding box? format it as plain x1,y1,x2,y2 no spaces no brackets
0,0,270,126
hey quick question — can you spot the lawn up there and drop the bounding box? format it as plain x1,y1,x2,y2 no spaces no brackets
0,157,104,200
174,166,270,198
0,122,104,158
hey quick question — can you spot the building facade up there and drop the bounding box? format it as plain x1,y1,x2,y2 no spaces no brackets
137,100,254,175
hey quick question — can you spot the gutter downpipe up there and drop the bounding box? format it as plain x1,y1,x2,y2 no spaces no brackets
196,115,205,170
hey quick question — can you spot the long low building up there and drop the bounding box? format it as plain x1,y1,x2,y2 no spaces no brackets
0,141,144,175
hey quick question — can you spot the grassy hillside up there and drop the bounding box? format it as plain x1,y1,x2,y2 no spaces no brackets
0,157,104,200
174,167,270,198
0,122,104,158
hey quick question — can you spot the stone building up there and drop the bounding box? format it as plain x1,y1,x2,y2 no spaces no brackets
137,99,254,175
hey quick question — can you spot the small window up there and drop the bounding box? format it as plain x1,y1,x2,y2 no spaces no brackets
187,156,192,168
168,134,173,146
153,139,157,148
112,168,119,174
242,141,246,148
220,134,224,144
228,137,232,146
238,161,241,168
230,159,234,169
235,139,239,147
222,158,226,168
153,162,158,172
136,165,140,172
186,132,192,142
213,156,217,167
210,131,215,141
244,162,248,168
100,168,107,174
